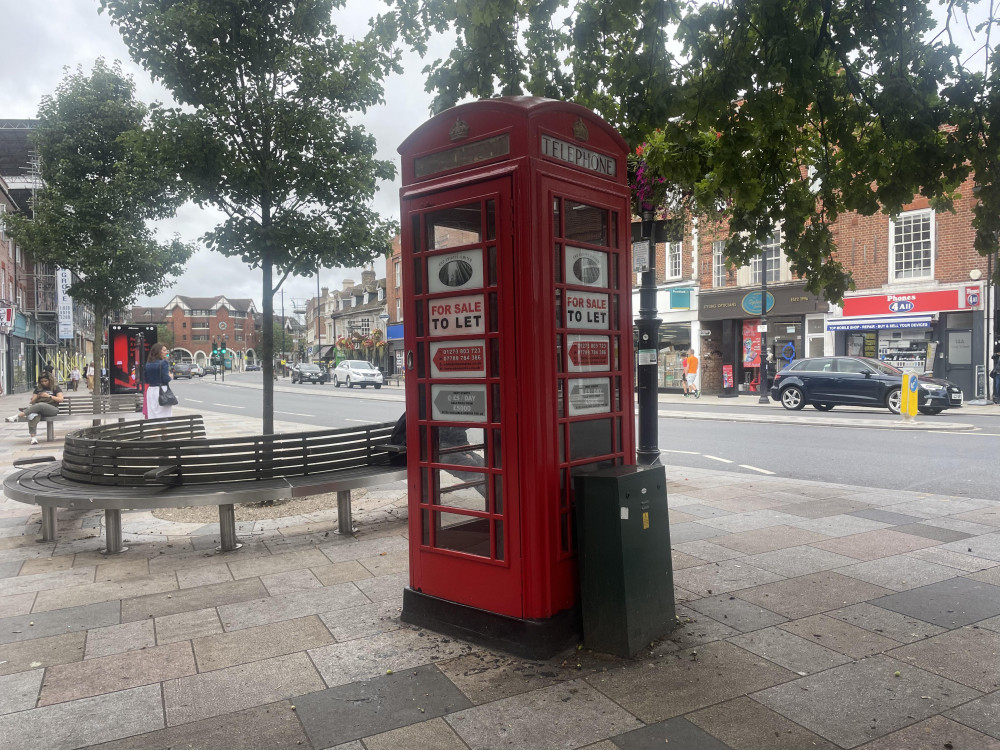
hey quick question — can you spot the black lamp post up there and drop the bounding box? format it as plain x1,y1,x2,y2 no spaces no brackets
635,210,663,465
758,249,770,404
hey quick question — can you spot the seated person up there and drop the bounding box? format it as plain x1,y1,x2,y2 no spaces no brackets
6,373,64,444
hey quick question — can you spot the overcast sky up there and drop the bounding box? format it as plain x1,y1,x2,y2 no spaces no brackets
0,0,445,312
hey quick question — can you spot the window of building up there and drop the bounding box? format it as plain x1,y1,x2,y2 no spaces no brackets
665,242,682,280
394,261,401,288
890,209,934,281
751,231,781,284
378,287,384,301
712,240,727,288
396,299,401,321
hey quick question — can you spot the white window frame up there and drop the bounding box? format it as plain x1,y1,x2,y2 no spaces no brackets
889,209,934,283
712,240,727,288
396,299,401,321
665,241,682,281
751,231,781,285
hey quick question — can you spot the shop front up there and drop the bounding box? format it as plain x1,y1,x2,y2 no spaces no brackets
829,285,984,398
638,287,698,392
699,283,827,395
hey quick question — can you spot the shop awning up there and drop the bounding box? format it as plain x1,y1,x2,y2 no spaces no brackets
826,315,934,331
316,344,336,359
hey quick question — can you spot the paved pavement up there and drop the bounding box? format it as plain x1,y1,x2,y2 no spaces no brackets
1,394,1000,748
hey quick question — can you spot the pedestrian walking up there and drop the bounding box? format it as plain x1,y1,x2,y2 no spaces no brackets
991,345,1000,404
86,362,95,391
70,366,81,391
143,343,175,420
5,373,64,444
685,348,700,398
681,352,690,396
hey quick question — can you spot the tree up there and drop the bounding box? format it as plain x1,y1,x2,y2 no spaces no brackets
156,323,175,351
1,60,192,371
392,0,987,302
100,0,400,433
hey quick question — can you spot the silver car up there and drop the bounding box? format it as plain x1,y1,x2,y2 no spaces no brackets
332,360,384,389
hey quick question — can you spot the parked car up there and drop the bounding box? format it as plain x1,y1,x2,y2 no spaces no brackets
246,363,261,371
202,365,218,376
173,363,196,379
770,356,964,415
332,360,384,389
291,362,328,384
191,364,205,377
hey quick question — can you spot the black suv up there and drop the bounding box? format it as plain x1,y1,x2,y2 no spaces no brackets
291,363,327,384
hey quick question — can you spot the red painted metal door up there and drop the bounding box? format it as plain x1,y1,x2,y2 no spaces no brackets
402,177,523,617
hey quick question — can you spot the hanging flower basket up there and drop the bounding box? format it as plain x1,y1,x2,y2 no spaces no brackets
627,141,670,217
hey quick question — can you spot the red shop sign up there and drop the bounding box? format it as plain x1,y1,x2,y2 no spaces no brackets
843,286,981,317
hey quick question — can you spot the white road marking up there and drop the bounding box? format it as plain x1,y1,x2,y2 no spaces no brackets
941,431,1000,437
185,399,203,403
277,412,313,418
345,418,379,424
703,455,733,464
662,449,700,455
216,404,245,409
739,464,776,475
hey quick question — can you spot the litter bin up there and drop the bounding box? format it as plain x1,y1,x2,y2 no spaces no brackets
574,464,676,657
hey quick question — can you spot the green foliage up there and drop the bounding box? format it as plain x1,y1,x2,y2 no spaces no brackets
0,59,193,364
156,323,175,350
391,0,1000,302
99,0,400,431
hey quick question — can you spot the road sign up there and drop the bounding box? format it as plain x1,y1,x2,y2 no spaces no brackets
567,378,611,416
431,384,488,422
428,295,485,337
567,336,610,372
431,340,486,378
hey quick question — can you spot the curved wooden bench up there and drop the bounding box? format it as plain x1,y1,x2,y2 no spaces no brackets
4,416,406,553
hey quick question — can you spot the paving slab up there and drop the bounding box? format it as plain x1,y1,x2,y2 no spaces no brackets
154,607,224,645
39,641,196,706
193,614,334,672
811,529,940,561
0,600,120,645
785,514,889,537
687,695,838,750
780,498,874,518
0,631,86,676
259,568,323,594
661,610,739,651
310,560,373,586
945,691,1000,740
856,714,1000,749
829,603,947,644
778,614,901,659
94,559,150,583
81,700,310,750
888,625,1000,692
871,576,1000,628
905,546,998,572
307,626,478,688
0,684,164,750
353,570,407,602
162,651,325,726
217,581,370,631
84,620,156,659
712,525,828,555
316,535,409,564
754,655,982,748
0,566,94,597
359,717,469,750
889,522,973,544
0,561,22,579
728,626,852,675
836,555,962,591
446,678,641,750
585,640,794,723
225,547,330,580
174,564,234,589
295,663,473,748
610,715,731,749
847,508,927,525
941,532,1000,561
0,668,43,715
0,591,36,617
742,545,857,578
686,594,788,633
671,540,745,563
665,522,731,544
121,577,267,622
318,598,402,642
672,560,784,597
735,571,892,620
32,573,178,613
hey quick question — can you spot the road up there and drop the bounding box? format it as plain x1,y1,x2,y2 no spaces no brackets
170,372,1000,502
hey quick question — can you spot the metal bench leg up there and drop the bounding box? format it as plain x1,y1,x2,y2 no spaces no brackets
46,420,55,441
217,504,243,552
102,509,128,554
40,507,57,542
336,490,356,535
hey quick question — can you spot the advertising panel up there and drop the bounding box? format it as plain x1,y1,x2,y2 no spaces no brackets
108,324,157,394
56,268,74,340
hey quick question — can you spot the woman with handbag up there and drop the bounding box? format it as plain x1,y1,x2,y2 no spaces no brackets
144,343,177,420
6,373,65,444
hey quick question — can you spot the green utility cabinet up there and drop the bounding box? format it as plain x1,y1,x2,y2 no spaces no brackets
574,464,676,657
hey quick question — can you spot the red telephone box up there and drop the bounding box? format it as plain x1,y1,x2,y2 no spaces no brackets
398,98,634,656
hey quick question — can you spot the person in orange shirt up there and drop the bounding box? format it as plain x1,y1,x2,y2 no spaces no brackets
685,348,700,398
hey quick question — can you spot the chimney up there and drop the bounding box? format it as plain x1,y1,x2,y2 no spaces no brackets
361,269,376,286
321,287,328,298
342,279,355,292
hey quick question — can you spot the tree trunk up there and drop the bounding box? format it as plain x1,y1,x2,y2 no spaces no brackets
92,302,106,393
262,253,275,435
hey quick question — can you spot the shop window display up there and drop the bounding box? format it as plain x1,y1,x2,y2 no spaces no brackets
657,324,691,389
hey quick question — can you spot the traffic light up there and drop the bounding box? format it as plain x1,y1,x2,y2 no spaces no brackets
211,339,218,357
220,340,227,355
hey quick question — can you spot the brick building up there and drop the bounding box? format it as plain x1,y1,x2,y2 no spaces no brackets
133,295,260,369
